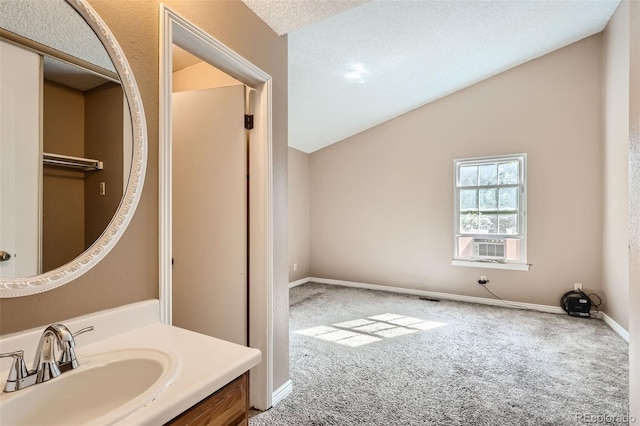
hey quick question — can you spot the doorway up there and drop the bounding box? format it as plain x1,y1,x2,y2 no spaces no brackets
171,51,247,345
159,6,274,410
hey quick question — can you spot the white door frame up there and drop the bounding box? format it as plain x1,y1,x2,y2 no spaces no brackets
159,5,273,410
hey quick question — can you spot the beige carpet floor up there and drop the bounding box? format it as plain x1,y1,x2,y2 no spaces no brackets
250,283,629,425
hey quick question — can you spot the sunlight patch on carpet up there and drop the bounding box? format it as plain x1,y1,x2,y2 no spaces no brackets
374,327,419,338
316,329,360,342
295,325,337,336
354,322,395,333
338,334,382,347
294,314,446,347
333,319,374,328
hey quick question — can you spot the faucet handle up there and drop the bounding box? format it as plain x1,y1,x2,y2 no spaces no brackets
1,350,29,391
72,326,94,339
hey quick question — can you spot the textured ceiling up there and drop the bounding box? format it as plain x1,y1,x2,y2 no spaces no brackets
246,0,620,153
43,57,111,91
241,0,369,35
0,0,115,73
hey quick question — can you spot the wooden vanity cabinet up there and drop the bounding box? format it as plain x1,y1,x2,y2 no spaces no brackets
165,372,249,426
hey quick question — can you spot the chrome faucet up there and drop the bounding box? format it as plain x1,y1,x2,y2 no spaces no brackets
0,324,93,392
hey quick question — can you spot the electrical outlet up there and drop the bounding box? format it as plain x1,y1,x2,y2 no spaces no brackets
481,276,487,282
574,283,583,291
293,263,298,271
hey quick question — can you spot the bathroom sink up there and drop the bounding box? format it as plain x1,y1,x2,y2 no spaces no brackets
0,348,179,425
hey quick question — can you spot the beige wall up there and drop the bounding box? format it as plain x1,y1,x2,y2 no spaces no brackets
85,82,124,246
602,2,630,330
601,0,639,415
173,61,242,93
288,147,310,282
309,35,604,307
628,0,640,418
0,0,290,393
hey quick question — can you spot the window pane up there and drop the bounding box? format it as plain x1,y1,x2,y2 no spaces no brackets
454,155,526,261
498,214,518,234
459,165,477,186
460,189,477,211
479,188,497,211
460,213,478,233
498,161,519,185
478,164,497,186
498,187,518,211
478,213,498,233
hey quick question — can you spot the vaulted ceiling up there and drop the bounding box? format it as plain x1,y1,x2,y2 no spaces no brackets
242,0,620,153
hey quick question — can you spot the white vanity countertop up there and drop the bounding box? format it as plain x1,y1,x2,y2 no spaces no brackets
78,322,262,425
0,301,261,425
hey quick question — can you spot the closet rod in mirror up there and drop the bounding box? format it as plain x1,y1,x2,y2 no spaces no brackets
43,153,103,171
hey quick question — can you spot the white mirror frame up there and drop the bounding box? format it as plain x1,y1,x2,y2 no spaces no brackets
0,0,147,297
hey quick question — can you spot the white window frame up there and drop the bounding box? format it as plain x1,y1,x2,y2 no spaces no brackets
452,153,529,271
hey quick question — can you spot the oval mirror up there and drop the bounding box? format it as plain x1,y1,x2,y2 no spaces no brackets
0,0,147,297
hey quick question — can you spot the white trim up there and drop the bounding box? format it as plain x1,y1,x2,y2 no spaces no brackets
289,277,311,288
158,2,173,325
451,260,531,271
453,153,528,265
271,379,293,407
248,77,274,411
309,277,565,314
158,4,273,411
602,312,630,342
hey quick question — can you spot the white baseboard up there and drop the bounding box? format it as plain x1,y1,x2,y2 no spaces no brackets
289,277,311,288
292,277,628,339
308,277,565,314
271,379,293,406
601,312,629,342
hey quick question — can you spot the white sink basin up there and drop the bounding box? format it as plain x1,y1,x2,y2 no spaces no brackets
0,349,179,425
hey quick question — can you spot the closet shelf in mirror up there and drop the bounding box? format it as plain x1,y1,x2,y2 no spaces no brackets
42,152,103,171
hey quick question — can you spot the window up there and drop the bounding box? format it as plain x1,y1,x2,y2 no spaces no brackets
453,154,528,270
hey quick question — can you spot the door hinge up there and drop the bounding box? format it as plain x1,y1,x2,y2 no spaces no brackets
244,114,254,130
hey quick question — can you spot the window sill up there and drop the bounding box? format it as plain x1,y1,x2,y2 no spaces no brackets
451,259,531,271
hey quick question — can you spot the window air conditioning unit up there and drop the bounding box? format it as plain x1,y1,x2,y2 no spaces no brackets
473,238,505,260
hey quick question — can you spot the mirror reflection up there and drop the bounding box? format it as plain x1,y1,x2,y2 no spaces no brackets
0,1,132,279
41,57,130,274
